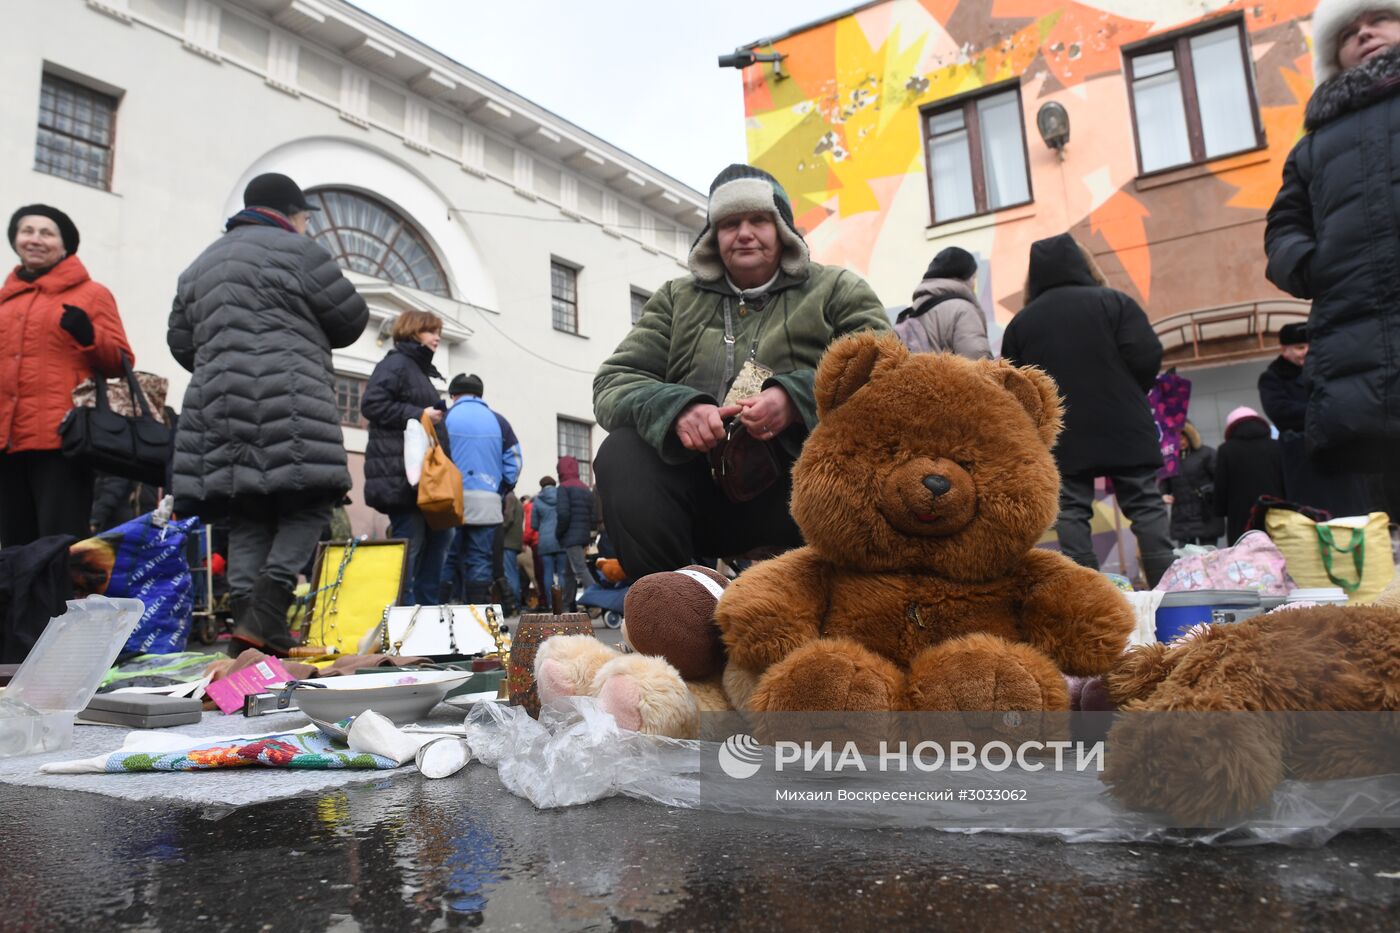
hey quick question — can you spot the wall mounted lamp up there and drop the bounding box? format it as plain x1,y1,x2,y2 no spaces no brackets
1036,101,1070,159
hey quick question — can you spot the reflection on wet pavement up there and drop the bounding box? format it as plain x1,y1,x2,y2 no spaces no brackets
1,770,1397,930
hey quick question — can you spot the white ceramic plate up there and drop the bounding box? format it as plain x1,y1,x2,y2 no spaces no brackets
291,671,474,726
443,690,506,709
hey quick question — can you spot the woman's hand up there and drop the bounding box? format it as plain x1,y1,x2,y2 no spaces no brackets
60,304,94,347
675,401,741,452
422,406,444,424
736,387,798,441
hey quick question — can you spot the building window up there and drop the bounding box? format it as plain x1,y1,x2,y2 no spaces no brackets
922,84,1031,225
1126,19,1263,175
552,260,580,334
557,417,593,484
630,287,651,325
305,189,449,297
35,72,118,191
334,374,368,429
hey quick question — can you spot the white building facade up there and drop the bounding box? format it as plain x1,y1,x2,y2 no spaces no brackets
4,0,706,535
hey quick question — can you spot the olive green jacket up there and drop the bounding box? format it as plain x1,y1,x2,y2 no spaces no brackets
594,262,890,464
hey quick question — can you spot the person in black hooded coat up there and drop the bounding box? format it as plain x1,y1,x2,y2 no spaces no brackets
1264,3,1400,496
1001,233,1175,586
1214,407,1285,545
361,311,451,605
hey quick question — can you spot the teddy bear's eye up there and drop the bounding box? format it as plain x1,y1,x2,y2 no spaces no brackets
956,460,975,472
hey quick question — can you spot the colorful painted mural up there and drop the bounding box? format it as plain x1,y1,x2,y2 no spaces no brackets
741,0,1317,341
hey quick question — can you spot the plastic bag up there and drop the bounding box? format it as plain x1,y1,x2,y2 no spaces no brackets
465,696,699,809
464,699,1400,847
70,513,199,655
403,417,429,486
1155,530,1293,595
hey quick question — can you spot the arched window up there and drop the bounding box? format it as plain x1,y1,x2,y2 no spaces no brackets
305,188,449,297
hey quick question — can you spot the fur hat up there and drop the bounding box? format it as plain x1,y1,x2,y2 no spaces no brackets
1279,322,1309,345
687,164,809,282
923,246,978,282
1180,421,1202,451
1311,0,1400,84
8,204,79,256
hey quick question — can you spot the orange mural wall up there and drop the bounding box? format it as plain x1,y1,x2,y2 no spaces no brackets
739,0,1316,359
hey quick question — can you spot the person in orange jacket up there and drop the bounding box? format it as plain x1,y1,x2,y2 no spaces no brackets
519,494,541,608
0,205,133,546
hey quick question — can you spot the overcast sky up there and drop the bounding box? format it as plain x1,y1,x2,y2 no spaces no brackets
351,0,855,192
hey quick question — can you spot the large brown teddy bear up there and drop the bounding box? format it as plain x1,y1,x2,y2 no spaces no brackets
536,333,1134,734
1100,604,1400,825
716,332,1134,715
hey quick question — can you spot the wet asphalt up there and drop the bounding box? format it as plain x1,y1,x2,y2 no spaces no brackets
1,770,1398,932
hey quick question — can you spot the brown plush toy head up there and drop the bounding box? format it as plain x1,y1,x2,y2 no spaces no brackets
794,332,1063,581
622,564,729,679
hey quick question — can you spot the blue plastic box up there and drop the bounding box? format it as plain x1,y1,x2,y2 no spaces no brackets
1154,589,1260,642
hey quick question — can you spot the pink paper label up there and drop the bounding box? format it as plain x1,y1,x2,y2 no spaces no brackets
206,657,294,715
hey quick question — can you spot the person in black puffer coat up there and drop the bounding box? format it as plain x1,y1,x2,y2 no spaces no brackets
361,311,451,605
1000,233,1175,586
1265,2,1400,498
1214,407,1285,545
1160,422,1224,547
168,173,368,657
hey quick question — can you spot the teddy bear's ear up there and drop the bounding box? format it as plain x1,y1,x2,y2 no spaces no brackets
815,332,909,417
989,360,1064,448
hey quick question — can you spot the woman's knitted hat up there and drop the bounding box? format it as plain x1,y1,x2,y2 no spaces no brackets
924,246,978,282
1311,0,1400,84
1224,405,1268,439
687,164,809,282
8,204,79,255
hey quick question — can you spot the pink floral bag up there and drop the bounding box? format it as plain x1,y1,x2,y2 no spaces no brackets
1154,530,1295,595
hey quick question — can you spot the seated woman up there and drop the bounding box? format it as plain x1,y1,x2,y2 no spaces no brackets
592,164,890,578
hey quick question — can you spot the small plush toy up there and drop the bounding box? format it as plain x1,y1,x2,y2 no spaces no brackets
534,565,731,738
1100,605,1400,824
621,565,728,679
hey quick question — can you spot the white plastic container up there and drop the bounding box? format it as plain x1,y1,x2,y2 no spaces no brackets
1285,587,1349,606
0,596,144,758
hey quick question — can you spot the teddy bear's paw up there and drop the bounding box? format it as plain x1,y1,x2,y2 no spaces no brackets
592,654,700,739
1102,712,1284,825
908,634,1069,716
748,639,904,750
535,634,622,707
751,638,905,713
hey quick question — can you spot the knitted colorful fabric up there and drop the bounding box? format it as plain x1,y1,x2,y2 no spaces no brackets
101,727,398,772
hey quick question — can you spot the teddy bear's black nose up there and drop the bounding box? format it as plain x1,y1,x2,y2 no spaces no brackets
922,474,952,497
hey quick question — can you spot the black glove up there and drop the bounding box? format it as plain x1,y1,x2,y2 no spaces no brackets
60,304,95,347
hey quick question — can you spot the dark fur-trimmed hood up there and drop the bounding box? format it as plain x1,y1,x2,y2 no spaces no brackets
1305,42,1400,131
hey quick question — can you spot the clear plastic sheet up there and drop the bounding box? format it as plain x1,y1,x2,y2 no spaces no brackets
464,700,1400,847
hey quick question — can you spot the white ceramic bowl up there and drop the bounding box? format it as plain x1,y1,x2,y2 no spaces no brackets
288,671,473,726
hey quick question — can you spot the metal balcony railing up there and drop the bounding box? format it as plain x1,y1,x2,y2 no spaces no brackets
1152,298,1310,367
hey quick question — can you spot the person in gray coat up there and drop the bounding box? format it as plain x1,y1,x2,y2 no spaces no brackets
168,172,369,656
894,246,992,359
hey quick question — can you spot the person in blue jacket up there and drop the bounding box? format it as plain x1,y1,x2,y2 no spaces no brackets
441,374,521,604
